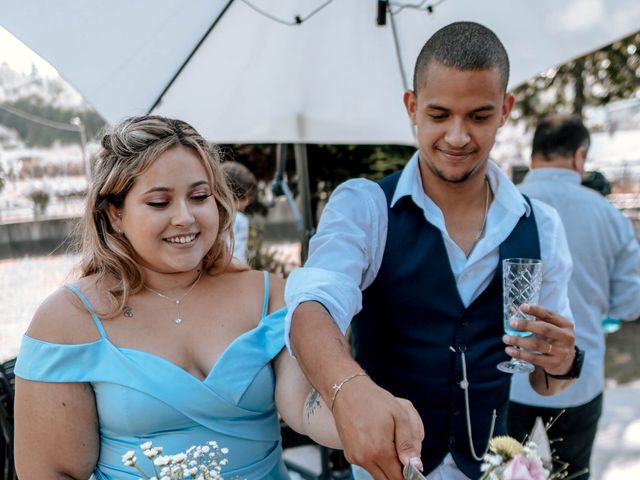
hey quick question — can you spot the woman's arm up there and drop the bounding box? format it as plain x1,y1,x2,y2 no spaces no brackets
268,273,341,448
272,349,341,449
14,287,101,479
15,379,100,479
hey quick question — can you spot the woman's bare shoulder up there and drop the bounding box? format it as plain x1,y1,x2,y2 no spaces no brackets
213,268,285,315
26,276,104,345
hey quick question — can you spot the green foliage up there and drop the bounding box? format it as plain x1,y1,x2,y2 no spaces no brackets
512,29,640,125
0,95,106,146
246,224,291,277
28,188,50,216
224,143,415,224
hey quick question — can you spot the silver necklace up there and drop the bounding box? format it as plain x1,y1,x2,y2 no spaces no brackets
144,270,203,324
466,177,491,258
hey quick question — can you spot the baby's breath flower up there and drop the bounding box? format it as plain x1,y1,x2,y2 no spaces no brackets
153,455,171,466
172,453,187,463
123,439,230,479
220,447,229,454
122,450,137,467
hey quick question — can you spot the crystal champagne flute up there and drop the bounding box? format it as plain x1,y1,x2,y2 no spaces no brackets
497,258,543,374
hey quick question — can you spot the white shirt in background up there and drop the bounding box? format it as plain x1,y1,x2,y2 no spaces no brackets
232,211,250,264
512,167,640,408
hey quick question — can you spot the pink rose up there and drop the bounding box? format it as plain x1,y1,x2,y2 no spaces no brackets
502,454,549,480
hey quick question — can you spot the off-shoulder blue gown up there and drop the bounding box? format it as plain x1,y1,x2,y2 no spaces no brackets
15,271,291,479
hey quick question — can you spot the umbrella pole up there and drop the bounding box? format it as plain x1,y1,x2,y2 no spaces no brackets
294,144,314,263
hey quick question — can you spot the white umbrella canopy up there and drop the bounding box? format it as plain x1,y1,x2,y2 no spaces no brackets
3,0,640,145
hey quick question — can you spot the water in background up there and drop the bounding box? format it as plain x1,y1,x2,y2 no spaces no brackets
0,253,80,361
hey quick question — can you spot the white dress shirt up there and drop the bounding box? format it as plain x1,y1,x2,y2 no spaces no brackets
232,211,250,263
511,167,640,408
284,153,574,479
285,153,573,342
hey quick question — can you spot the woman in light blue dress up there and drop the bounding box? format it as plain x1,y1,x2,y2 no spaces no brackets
13,116,350,479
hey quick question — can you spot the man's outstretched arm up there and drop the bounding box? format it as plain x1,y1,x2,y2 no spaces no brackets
290,301,424,480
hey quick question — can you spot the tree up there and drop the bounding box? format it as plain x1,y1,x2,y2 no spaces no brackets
512,30,640,126
0,96,105,147
224,143,414,225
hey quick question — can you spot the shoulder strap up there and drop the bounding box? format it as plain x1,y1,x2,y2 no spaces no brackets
261,271,270,318
64,284,108,338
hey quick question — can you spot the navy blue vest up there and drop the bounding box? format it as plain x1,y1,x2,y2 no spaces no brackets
352,172,540,479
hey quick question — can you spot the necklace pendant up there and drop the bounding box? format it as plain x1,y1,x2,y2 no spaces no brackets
175,318,182,324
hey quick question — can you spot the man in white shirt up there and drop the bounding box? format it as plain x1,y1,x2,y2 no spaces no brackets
510,115,640,480
286,22,579,480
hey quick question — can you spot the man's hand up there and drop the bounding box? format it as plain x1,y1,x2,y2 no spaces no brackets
290,301,423,479
332,376,424,479
502,303,577,395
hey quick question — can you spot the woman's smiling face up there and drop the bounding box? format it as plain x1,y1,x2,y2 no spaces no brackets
109,145,219,274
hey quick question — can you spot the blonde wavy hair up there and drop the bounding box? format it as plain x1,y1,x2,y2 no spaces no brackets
79,115,241,316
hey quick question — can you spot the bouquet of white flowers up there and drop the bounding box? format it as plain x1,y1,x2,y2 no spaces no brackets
122,440,230,480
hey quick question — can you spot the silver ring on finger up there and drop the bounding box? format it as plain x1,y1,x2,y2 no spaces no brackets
546,342,553,355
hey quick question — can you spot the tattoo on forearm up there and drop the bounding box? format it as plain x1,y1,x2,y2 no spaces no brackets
305,389,322,423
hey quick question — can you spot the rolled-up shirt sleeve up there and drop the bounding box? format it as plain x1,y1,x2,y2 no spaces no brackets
284,178,388,353
533,199,574,322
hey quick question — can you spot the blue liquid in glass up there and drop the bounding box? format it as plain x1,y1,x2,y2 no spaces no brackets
504,313,534,337
504,325,534,337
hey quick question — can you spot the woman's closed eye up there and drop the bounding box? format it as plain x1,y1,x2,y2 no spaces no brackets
146,193,212,208
191,193,213,202
146,200,169,208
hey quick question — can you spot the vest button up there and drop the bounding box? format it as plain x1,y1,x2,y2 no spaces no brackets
452,409,460,416
449,435,456,444
459,344,467,353
460,315,469,326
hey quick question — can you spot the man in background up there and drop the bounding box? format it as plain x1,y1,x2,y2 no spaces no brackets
510,114,640,479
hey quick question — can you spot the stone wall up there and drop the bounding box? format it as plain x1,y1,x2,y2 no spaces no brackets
0,217,80,259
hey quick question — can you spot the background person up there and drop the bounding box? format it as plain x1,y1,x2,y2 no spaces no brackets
221,161,257,263
509,114,640,480
13,115,361,479
285,22,578,480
